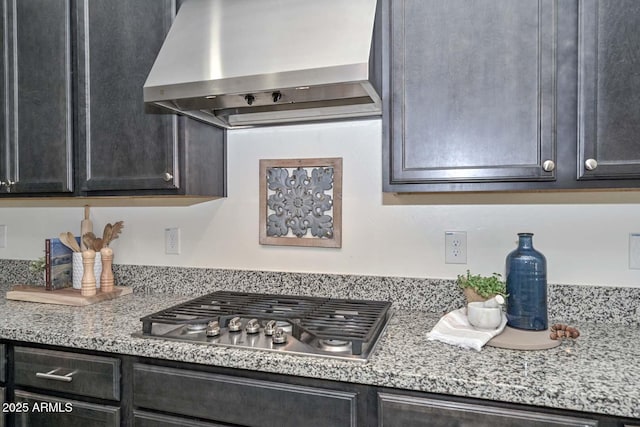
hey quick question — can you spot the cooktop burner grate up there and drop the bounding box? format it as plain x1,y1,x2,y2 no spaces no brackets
140,291,392,357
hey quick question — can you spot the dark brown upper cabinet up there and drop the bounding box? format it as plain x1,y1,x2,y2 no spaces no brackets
383,0,640,193
577,0,640,181
74,0,225,198
0,0,225,202
0,0,73,195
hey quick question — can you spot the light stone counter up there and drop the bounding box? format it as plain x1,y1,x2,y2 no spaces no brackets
0,288,638,420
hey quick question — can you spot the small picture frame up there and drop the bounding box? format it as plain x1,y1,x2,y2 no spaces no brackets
259,158,342,248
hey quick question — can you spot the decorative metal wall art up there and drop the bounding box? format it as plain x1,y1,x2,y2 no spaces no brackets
259,158,342,248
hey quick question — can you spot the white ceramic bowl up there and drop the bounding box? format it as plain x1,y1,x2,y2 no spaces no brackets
467,302,502,329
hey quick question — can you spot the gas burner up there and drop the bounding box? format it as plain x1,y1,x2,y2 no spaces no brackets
185,323,208,332
317,339,352,353
275,320,292,333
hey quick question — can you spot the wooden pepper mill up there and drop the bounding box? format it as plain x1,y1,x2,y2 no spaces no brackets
100,247,114,293
81,250,97,297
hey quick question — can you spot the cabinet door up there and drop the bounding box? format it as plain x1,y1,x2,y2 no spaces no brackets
134,363,357,427
0,0,6,188
2,0,73,194
0,344,4,382
378,393,598,427
384,0,557,191
577,0,640,180
14,390,119,427
75,0,178,192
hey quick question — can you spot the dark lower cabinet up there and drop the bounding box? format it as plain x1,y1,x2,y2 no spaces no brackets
1,386,4,427
1,344,4,427
0,344,5,383
11,347,121,427
13,390,119,427
133,363,358,427
13,347,120,401
378,393,598,427
133,410,227,427
2,342,639,426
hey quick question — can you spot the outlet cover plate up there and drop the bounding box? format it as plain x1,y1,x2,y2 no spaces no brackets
629,233,640,269
445,231,467,264
165,227,181,255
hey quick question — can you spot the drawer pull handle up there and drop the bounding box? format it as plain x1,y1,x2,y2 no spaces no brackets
35,369,76,383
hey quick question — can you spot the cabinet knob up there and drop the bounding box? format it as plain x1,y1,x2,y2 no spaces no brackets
163,172,173,182
542,160,555,172
584,158,598,171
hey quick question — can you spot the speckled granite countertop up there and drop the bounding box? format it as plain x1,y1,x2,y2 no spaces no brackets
0,289,638,420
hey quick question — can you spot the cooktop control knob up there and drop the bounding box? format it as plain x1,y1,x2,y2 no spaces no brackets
206,320,220,337
228,317,242,332
246,318,260,334
264,320,277,336
272,328,288,344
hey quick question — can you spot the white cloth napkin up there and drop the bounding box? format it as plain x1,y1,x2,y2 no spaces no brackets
427,308,507,351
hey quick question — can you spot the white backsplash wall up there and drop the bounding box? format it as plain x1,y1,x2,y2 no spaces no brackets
1,119,640,287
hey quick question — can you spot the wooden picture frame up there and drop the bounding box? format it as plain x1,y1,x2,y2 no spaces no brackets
259,158,342,248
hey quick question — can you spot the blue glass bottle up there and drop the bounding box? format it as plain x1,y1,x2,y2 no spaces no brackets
505,233,548,331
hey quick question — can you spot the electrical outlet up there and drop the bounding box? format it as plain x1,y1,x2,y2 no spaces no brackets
0,225,6,248
629,233,640,269
445,231,467,264
165,227,181,255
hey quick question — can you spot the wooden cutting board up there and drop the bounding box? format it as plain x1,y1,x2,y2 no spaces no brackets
6,285,132,306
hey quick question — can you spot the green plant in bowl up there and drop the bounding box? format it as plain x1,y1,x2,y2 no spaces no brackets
457,270,506,301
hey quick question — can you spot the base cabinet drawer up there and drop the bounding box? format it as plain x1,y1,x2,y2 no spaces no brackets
14,347,120,401
378,393,599,427
13,390,119,427
1,386,5,427
134,410,226,427
133,363,357,427
0,344,5,383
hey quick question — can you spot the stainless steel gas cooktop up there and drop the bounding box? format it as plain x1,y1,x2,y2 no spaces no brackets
133,291,392,362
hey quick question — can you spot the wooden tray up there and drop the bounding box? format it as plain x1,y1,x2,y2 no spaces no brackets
6,285,133,306
487,326,561,350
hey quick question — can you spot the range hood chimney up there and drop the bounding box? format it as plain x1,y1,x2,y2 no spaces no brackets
144,0,381,129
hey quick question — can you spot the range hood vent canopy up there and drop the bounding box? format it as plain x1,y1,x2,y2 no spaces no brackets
144,0,381,129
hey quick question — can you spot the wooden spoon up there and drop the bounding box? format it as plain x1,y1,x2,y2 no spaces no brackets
93,237,104,251
102,223,113,246
82,232,96,252
59,232,81,252
65,231,81,252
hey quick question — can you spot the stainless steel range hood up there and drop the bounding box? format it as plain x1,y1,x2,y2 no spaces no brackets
144,0,381,129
